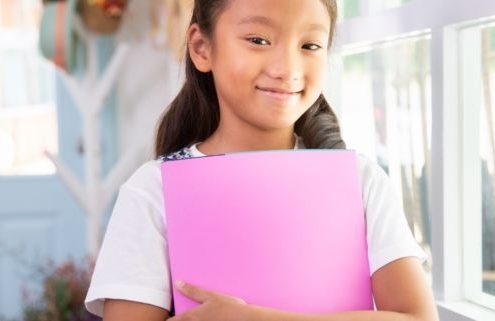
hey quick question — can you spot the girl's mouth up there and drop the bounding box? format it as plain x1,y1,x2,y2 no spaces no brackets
256,86,303,101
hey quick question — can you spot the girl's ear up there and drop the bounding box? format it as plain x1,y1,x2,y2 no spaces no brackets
187,23,212,72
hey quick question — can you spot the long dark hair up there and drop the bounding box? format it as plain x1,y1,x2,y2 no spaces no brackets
155,0,346,157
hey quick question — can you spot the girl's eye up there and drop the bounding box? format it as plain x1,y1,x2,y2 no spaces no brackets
302,43,323,51
247,37,270,46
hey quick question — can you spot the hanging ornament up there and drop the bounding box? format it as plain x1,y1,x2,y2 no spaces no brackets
80,0,128,34
89,0,127,18
39,0,80,73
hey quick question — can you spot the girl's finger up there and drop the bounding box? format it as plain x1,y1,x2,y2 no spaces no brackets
175,280,211,303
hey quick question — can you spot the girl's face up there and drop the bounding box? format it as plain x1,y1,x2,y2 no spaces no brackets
194,0,331,133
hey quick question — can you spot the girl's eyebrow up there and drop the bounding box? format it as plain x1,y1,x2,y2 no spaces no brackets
237,15,328,34
307,23,329,35
237,15,276,28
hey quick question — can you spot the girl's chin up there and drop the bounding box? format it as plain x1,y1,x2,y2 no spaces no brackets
250,115,301,131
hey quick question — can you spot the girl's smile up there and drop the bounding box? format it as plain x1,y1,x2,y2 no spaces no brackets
255,86,303,104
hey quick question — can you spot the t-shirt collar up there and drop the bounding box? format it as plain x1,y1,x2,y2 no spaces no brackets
189,134,303,157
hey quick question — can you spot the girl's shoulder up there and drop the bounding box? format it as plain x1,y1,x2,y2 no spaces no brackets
121,147,196,193
355,153,389,183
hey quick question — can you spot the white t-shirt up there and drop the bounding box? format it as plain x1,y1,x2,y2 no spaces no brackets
85,138,426,317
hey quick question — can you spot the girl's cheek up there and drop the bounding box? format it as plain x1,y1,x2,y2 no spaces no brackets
311,59,328,83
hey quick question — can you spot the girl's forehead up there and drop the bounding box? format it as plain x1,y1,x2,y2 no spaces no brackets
218,0,331,31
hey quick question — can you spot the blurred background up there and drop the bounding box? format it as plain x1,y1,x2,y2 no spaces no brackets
0,0,494,320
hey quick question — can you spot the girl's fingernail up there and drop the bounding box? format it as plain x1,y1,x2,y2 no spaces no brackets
176,280,185,288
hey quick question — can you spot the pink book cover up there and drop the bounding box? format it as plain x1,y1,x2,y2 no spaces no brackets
161,150,373,315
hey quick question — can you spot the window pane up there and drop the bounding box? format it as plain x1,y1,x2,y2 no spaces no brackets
370,0,413,13
340,35,433,274
481,25,495,297
0,0,57,175
337,0,359,20
338,0,413,19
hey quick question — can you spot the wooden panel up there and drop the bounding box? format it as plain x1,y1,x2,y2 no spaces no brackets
0,176,86,319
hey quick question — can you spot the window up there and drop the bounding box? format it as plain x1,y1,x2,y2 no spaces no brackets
481,24,495,298
339,35,433,275
0,0,57,175
333,0,495,319
450,18,495,311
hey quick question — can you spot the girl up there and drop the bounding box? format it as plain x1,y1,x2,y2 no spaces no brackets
85,0,439,320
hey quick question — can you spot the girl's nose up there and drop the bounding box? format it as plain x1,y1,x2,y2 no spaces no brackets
265,47,303,83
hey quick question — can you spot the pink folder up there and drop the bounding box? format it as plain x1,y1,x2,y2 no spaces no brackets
161,150,373,315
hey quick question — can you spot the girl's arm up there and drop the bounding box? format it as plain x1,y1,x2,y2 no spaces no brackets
171,257,439,321
242,257,439,321
103,299,171,321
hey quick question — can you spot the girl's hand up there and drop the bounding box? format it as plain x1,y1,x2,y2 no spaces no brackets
169,280,249,321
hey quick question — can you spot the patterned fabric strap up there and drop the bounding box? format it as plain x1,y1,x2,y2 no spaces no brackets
158,147,194,162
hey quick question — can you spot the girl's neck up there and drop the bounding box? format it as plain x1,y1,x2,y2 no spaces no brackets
197,128,297,155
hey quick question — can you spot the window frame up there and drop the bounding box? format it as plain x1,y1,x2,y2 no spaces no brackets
330,0,495,319
0,0,58,176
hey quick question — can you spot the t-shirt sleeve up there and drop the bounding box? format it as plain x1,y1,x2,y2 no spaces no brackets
358,155,427,275
85,161,172,317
